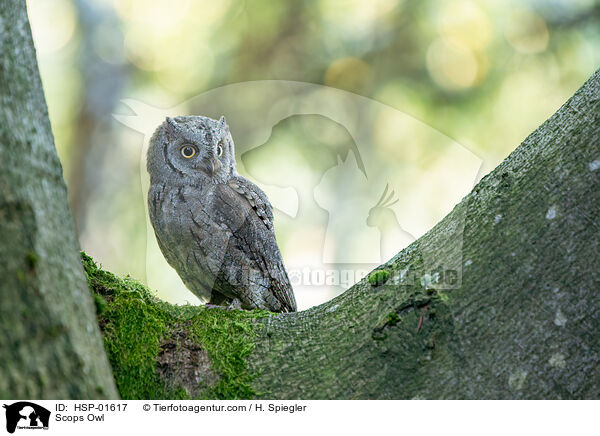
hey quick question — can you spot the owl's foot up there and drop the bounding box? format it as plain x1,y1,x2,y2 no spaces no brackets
226,298,243,311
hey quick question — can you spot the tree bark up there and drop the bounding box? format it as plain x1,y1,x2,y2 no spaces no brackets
0,0,118,399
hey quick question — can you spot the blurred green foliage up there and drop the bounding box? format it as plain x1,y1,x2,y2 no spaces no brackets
29,0,600,308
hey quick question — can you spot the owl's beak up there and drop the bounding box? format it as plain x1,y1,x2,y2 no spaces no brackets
212,157,222,174
200,156,220,176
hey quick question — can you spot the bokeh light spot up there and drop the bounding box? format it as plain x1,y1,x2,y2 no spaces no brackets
435,0,492,50
28,0,77,54
426,38,479,91
324,57,372,94
504,9,549,54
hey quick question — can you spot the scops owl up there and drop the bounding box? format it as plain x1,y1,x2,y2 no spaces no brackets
147,115,297,313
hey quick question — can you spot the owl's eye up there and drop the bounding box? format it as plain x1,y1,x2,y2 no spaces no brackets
180,145,196,158
217,144,223,157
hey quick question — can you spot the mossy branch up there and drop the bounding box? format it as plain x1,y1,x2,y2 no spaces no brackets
83,253,271,399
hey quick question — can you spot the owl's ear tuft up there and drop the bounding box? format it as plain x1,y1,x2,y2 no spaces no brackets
166,117,178,129
218,116,228,128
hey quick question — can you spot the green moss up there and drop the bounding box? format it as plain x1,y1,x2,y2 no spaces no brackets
435,290,450,303
387,311,400,326
371,311,402,341
93,293,108,316
368,269,391,287
186,307,270,399
25,251,38,269
81,252,269,400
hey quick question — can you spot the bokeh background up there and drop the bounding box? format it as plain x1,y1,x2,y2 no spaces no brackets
27,0,600,309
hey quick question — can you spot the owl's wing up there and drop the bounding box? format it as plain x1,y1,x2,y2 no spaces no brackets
227,177,274,231
207,176,296,312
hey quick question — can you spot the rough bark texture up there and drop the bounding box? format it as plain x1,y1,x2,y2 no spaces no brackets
0,0,118,399
87,70,599,400
249,69,600,399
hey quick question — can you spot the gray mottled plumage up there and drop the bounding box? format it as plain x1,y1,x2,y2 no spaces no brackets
147,115,297,312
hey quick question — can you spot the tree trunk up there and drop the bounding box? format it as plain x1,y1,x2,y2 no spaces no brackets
0,0,118,399
87,70,599,400
248,70,600,399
